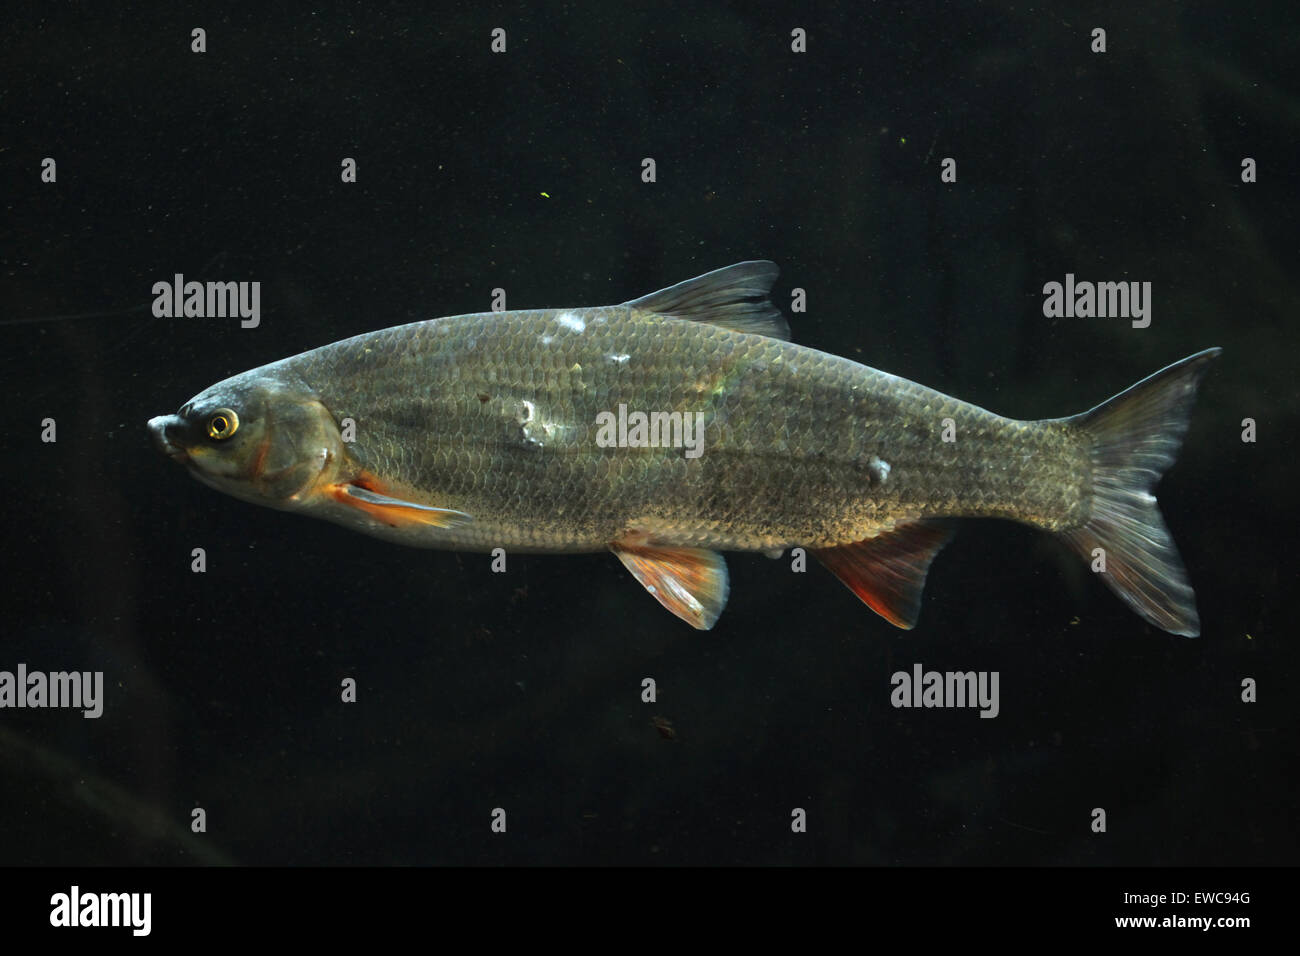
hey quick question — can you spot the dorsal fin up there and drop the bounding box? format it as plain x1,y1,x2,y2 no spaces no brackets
624,261,789,340
811,521,955,629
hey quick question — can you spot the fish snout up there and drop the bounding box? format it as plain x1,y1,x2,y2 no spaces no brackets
148,414,189,463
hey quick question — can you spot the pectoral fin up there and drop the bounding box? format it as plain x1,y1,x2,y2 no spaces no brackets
331,481,473,529
612,540,730,630
811,521,954,629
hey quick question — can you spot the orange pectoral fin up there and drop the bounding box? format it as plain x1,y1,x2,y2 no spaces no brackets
611,539,730,630
330,481,473,529
811,521,954,629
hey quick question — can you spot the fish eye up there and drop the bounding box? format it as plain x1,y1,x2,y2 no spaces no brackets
206,407,240,440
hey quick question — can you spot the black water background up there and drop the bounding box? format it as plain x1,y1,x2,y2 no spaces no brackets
0,3,1295,864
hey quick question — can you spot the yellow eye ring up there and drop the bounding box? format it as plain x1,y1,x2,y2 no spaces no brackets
206,408,239,440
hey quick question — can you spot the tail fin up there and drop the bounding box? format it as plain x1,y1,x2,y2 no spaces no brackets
1058,348,1221,636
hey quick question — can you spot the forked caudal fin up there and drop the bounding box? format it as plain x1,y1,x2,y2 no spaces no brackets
1057,348,1221,637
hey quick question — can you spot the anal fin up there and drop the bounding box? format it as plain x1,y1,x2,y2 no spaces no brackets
811,521,954,629
611,539,730,630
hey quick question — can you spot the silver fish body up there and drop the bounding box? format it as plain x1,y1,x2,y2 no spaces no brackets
149,262,1219,633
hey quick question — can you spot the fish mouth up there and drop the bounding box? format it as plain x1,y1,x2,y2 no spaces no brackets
147,415,189,463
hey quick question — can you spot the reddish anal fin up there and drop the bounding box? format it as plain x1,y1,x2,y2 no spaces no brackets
811,521,954,629
611,540,730,630
331,481,473,529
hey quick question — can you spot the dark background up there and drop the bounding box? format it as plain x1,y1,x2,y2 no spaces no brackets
0,2,1295,865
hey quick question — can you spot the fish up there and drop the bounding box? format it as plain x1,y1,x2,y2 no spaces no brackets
148,261,1220,635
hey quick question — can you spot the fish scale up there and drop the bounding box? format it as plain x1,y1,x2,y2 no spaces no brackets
286,309,1088,552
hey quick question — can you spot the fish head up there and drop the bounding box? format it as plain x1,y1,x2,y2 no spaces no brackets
148,370,346,509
